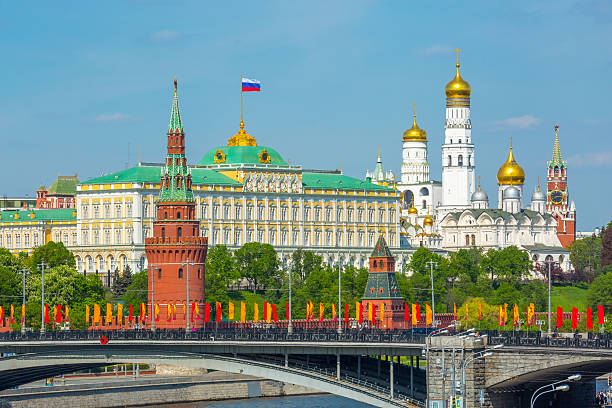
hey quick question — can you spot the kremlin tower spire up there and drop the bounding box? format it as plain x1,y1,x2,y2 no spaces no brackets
145,79,208,330
546,125,575,248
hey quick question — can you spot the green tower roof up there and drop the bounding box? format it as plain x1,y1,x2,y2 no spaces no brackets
370,235,394,258
168,78,183,133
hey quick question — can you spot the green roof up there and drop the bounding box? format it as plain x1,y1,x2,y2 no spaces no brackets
47,175,79,196
82,165,240,186
302,172,394,192
371,235,393,257
362,272,403,300
198,145,288,166
0,209,76,223
447,208,555,221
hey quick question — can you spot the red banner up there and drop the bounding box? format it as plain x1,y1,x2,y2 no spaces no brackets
204,303,211,322
557,306,563,328
571,307,578,330
587,307,593,330
598,305,604,325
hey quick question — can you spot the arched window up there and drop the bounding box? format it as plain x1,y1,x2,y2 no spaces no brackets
465,235,470,246
177,211,181,219
164,212,168,220
403,190,414,206
373,260,377,268
471,234,475,246
458,155,463,166
459,139,462,144
177,227,182,240
178,268,183,279
448,155,452,166
161,228,165,241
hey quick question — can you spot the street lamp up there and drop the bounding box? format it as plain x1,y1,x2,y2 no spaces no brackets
337,254,342,334
529,374,580,408
544,260,558,336
288,260,293,334
181,259,191,332
425,327,447,407
37,262,47,335
425,260,438,327
19,268,29,334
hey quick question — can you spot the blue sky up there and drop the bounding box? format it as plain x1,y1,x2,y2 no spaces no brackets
1,1,610,231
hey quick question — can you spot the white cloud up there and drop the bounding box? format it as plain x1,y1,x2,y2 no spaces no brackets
152,30,179,41
94,113,129,122
418,45,454,56
567,152,612,168
493,115,541,129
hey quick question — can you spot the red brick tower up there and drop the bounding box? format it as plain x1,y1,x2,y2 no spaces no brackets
361,235,405,329
546,125,576,248
145,79,208,329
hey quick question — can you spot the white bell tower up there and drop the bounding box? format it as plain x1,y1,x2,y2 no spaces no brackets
441,49,475,209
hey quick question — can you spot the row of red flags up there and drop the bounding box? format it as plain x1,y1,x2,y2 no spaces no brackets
2,302,608,329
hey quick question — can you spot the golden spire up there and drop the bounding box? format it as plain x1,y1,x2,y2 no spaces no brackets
497,142,525,185
228,118,257,146
403,103,428,141
408,197,418,214
445,48,471,102
174,77,177,96
478,175,481,191
537,176,541,192
424,207,434,226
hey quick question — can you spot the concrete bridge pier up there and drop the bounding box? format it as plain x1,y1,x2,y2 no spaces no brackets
427,336,487,408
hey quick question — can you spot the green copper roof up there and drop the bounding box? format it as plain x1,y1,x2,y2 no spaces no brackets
302,172,394,192
0,209,76,223
168,80,183,133
446,208,555,222
549,126,566,168
199,145,289,166
81,165,240,186
47,175,79,196
362,272,403,300
371,235,393,257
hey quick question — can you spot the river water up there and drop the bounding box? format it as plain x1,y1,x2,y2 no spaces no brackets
148,395,374,407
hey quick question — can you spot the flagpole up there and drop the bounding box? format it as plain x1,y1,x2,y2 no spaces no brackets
240,73,243,122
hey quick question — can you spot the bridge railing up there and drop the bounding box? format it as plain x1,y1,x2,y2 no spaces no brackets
0,327,427,344
483,330,612,349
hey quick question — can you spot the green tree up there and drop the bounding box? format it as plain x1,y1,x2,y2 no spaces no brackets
205,245,238,305
405,247,449,312
568,235,602,277
0,249,22,308
122,270,148,307
26,265,104,305
235,242,280,293
482,246,531,288
291,249,323,282
111,265,133,298
587,273,612,308
28,241,75,270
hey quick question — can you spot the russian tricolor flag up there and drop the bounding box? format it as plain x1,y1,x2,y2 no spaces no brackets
242,78,261,92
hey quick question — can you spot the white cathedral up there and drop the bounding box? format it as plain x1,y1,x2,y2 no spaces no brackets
369,54,570,272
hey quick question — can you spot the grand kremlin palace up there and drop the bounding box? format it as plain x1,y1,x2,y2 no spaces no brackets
65,85,410,276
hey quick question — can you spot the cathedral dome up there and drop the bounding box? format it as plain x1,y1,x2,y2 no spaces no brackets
471,189,488,202
445,63,471,99
408,199,418,214
423,214,434,226
531,188,546,202
497,147,525,185
503,186,520,200
403,110,427,142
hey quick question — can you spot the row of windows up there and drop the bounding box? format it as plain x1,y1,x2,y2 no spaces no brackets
81,202,134,219
200,203,395,223
447,154,472,167
81,227,134,245
0,231,76,249
207,228,395,248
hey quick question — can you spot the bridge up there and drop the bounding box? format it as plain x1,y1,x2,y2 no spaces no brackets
2,329,612,408
0,329,428,408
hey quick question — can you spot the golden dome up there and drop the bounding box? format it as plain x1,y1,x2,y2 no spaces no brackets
408,199,418,214
403,106,427,142
228,119,257,147
445,62,471,99
423,214,434,226
497,147,525,185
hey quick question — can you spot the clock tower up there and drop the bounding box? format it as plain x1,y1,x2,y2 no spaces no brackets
546,125,576,248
